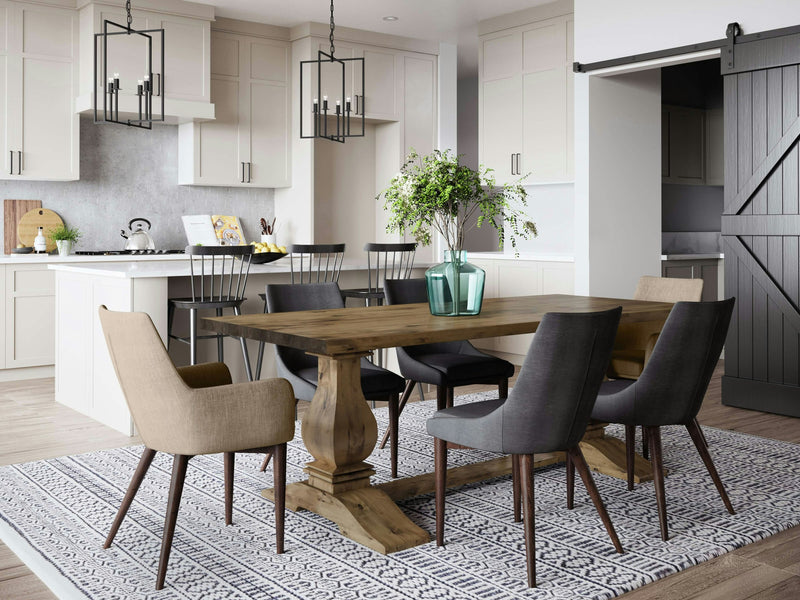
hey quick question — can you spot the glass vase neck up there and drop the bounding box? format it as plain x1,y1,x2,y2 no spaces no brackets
444,249,466,263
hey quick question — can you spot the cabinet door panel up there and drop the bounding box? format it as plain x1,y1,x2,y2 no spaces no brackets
523,68,567,181
0,3,7,52
251,41,288,83
522,23,565,73
668,108,704,183
403,55,435,158
249,82,289,187
159,18,208,101
482,32,520,81
22,57,75,179
22,7,72,58
197,77,241,184
481,77,521,185
362,47,396,119
0,55,9,175
211,34,239,77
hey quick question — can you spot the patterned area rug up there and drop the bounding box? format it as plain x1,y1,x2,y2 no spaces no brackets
2,392,800,600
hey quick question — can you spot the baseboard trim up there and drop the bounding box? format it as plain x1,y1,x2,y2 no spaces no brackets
0,365,54,382
722,375,800,417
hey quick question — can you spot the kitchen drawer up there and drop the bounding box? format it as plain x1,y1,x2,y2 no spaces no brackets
9,266,54,294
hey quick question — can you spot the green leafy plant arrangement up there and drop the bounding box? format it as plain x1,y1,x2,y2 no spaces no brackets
48,224,82,243
378,149,537,255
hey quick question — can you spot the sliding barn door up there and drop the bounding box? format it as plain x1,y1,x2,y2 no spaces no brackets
721,24,800,415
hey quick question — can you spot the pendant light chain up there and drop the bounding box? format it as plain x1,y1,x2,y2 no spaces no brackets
125,0,132,30
329,0,335,57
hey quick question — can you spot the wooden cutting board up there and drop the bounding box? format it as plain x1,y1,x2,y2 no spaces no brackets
4,199,41,253
17,208,64,253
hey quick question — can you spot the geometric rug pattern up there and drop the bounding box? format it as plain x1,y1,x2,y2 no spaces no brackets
2,391,800,599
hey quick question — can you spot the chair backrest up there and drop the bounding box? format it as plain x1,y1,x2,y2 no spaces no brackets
98,306,195,452
633,275,703,302
265,282,344,370
500,307,622,454
634,298,735,425
383,278,464,354
364,242,416,292
185,245,253,303
289,243,345,284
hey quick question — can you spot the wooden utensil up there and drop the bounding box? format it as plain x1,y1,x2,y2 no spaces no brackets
17,208,64,253
4,200,41,253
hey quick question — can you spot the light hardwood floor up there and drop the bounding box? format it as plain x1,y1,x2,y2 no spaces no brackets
1,364,799,599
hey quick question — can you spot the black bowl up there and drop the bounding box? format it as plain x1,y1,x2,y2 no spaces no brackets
250,252,287,264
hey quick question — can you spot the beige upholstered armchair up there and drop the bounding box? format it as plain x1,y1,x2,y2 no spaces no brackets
608,276,704,380
98,306,296,590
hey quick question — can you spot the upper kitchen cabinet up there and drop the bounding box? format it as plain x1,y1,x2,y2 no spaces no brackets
178,20,291,188
76,0,215,123
662,105,705,185
0,1,78,181
478,1,573,185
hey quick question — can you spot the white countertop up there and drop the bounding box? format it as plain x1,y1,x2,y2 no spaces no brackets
0,253,188,265
661,253,724,260
48,258,377,279
468,251,574,262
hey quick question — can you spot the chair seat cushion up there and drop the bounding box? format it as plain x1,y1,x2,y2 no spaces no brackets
426,399,505,452
607,349,645,380
296,359,405,400
402,351,514,387
169,297,245,310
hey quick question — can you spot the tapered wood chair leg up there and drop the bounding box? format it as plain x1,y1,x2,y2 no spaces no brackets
224,452,234,525
693,418,709,448
566,450,574,509
446,386,454,409
104,448,157,549
641,426,650,460
498,378,509,399
418,382,426,403
625,424,636,491
389,393,399,478
568,446,624,554
434,437,447,546
646,427,669,541
156,454,190,591
166,303,175,351
436,386,447,411
379,380,415,450
520,454,536,588
686,420,734,514
273,443,287,554
512,454,521,522
259,450,273,473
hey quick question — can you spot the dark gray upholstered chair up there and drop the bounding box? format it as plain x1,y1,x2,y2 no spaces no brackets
591,298,736,542
260,282,406,476
427,307,623,588
380,278,515,452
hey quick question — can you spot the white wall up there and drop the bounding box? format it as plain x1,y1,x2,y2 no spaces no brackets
574,69,662,297
574,0,800,65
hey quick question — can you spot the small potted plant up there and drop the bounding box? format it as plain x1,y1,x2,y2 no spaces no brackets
48,224,82,256
379,149,537,316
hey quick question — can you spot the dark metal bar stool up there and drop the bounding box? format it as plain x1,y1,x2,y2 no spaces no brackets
167,245,254,381
340,242,417,307
254,243,345,380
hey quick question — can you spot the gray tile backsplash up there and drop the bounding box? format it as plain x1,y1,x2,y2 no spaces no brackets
2,115,274,251
662,231,722,254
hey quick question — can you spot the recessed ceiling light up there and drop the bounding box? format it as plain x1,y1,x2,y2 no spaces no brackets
382,16,399,21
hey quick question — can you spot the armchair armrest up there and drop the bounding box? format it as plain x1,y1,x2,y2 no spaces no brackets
176,362,232,388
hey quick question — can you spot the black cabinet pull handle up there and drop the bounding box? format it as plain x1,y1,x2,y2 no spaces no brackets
17,151,21,175
241,162,245,183
511,153,515,175
156,73,162,97
9,151,12,175
247,162,252,183
516,153,521,175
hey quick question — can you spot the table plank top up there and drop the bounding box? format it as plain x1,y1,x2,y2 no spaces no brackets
201,294,673,356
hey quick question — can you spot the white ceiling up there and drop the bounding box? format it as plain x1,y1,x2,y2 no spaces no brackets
194,0,554,73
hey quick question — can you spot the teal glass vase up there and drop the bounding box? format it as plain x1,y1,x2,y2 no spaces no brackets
424,250,486,316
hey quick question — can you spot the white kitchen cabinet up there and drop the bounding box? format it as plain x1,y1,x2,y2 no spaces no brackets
469,256,574,362
479,14,573,185
0,1,78,181
4,264,55,369
76,1,214,123
179,28,290,188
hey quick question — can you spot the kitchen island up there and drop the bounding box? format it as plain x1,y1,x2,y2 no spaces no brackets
50,258,422,435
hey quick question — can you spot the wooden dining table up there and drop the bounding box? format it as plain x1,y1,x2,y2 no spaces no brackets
201,294,673,554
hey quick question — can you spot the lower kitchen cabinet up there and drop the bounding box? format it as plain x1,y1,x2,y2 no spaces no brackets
469,256,574,362
2,264,55,370
662,257,723,302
